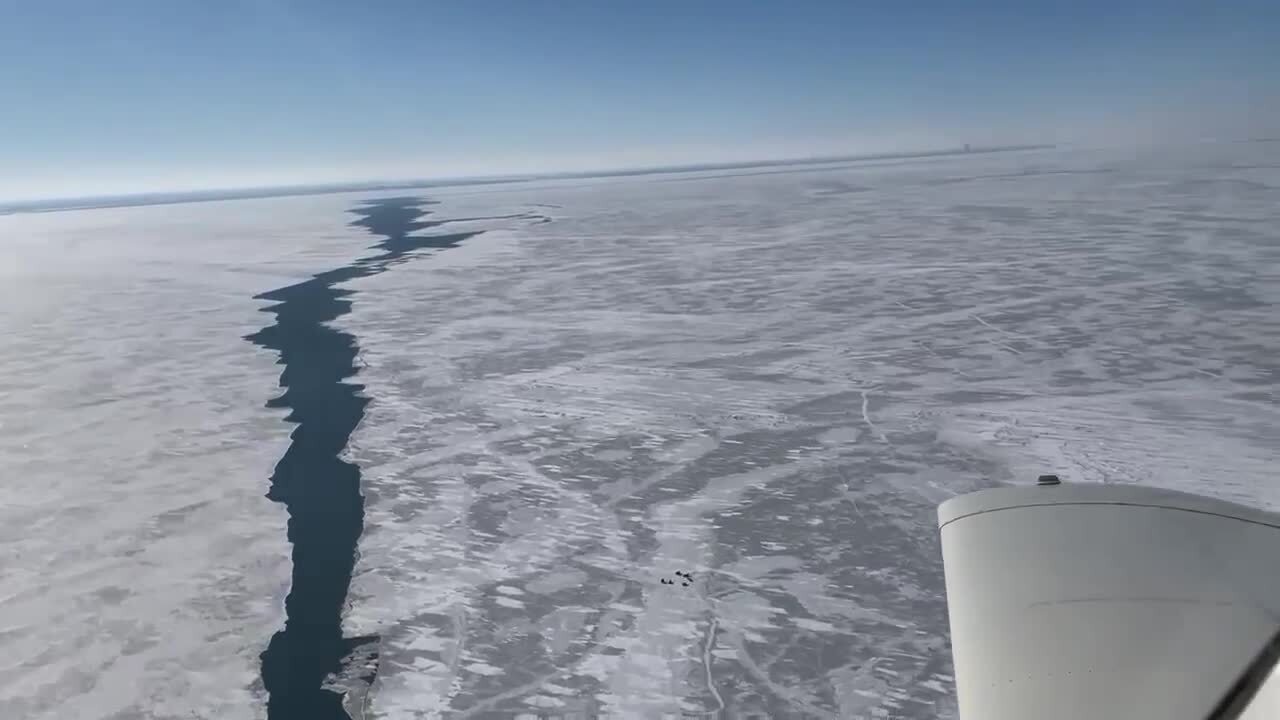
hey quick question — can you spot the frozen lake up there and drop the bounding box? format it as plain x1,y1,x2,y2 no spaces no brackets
2,143,1277,719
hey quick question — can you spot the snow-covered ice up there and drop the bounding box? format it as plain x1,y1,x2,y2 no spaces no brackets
0,193,380,719
334,145,1280,717
2,143,1278,719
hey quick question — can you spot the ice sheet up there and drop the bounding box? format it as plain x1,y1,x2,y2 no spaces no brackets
0,194,383,719
2,143,1276,719
336,144,1279,717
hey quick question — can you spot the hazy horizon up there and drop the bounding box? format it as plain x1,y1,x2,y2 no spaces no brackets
0,142,1065,210
3,1,1278,202
5,136,1277,211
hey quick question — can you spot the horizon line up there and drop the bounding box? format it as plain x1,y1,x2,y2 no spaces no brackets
0,143,1055,216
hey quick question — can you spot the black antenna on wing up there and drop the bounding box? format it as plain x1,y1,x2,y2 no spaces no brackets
1206,625,1280,720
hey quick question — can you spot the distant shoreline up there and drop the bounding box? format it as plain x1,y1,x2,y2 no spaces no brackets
0,143,1053,216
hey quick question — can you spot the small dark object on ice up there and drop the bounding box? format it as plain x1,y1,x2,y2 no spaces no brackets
663,570,695,587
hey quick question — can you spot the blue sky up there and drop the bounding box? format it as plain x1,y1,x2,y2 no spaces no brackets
2,0,1277,200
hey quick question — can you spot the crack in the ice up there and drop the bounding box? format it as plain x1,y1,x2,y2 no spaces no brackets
247,197,481,719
